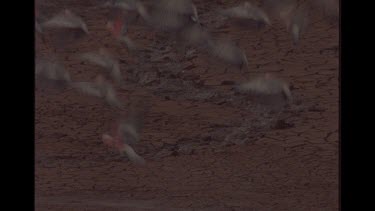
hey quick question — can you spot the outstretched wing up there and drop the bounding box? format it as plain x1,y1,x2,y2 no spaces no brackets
119,35,138,51
80,52,110,68
42,10,89,33
219,5,249,19
104,85,123,108
71,82,103,97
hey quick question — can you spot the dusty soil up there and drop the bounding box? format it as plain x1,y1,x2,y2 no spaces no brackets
35,0,339,210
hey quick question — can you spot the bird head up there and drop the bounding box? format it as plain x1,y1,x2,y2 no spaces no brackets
107,15,126,38
102,134,126,152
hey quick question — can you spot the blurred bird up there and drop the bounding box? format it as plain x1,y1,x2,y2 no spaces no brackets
262,0,308,44
101,99,150,164
79,48,124,85
219,1,271,26
102,133,146,165
41,9,89,34
106,16,138,51
71,75,123,108
135,0,199,32
117,120,140,145
99,0,141,24
116,99,150,145
103,0,139,11
178,23,211,47
287,4,309,45
236,73,292,101
156,0,199,22
206,39,249,72
35,59,72,90
175,23,211,56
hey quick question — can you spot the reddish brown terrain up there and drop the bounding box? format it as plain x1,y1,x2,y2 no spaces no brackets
35,0,339,210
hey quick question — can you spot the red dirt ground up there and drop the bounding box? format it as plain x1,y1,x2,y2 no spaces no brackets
35,0,339,210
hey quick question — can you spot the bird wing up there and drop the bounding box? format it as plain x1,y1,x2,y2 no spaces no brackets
36,60,70,81
282,84,292,101
109,61,124,84
93,49,123,81
114,0,137,11
42,10,88,33
71,82,103,97
220,5,250,19
123,143,145,165
289,4,309,43
238,78,267,93
104,85,123,108
42,13,79,28
80,53,110,68
291,4,309,30
53,64,71,82
180,24,210,46
119,35,138,51
64,10,89,33
248,5,271,24
118,122,139,145
119,98,150,141
239,77,288,95
208,40,241,63
130,98,152,131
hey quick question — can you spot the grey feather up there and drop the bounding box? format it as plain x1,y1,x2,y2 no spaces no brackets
35,59,71,88
237,75,292,100
79,49,124,85
123,143,146,165
71,78,123,108
41,9,89,34
207,39,249,70
220,1,271,25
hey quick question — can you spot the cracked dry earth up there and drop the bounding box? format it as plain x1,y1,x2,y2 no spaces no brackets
35,0,339,210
